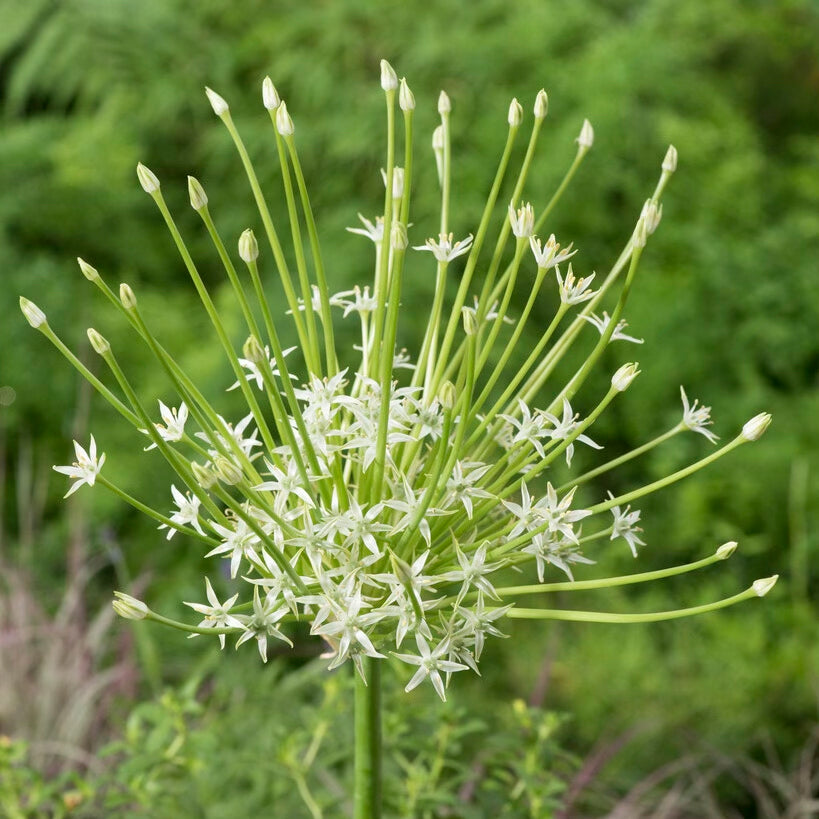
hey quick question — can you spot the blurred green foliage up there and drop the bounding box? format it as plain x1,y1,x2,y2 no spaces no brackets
1,658,573,818
1,0,818,812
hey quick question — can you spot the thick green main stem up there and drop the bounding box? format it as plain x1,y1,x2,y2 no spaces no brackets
354,658,382,819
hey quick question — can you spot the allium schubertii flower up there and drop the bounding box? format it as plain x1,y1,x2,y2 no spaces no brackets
24,60,776,703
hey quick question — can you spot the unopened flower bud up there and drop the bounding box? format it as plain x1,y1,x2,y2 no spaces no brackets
119,283,137,309
380,59,398,91
438,90,451,115
243,335,266,364
507,98,523,127
741,412,772,442
439,380,456,410
461,306,478,336
432,125,444,152
390,552,414,586
390,221,408,250
136,163,160,193
205,86,229,116
86,328,110,355
192,461,217,489
662,145,678,173
639,199,662,235
276,100,294,136
187,176,208,211
611,362,640,391
576,119,594,152
77,257,100,282
262,76,280,110
432,125,445,185
534,89,549,120
19,297,47,328
112,591,148,620
752,574,778,597
399,77,415,111
238,229,259,263
214,456,243,485
716,541,738,560
633,214,648,249
381,166,404,199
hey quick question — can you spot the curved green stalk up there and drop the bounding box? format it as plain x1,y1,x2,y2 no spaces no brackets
505,581,773,623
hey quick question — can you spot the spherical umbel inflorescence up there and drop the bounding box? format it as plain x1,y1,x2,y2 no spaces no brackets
23,60,774,700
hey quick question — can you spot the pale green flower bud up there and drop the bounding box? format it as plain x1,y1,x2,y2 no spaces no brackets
439,380,456,410
716,541,738,560
381,166,404,200
136,163,160,193
741,412,772,442
262,76,280,110
611,362,640,391
215,456,243,485
432,125,444,152
752,575,778,597
432,125,445,185
390,552,414,586
276,100,294,136
119,283,137,309
238,229,259,262
112,591,148,620
19,297,47,328
390,221,408,251
508,98,523,128
243,335,266,364
187,176,208,211
205,86,229,116
86,328,110,355
576,119,594,152
380,59,398,91
534,89,549,120
192,461,217,489
399,77,415,111
640,199,662,235
633,214,648,249
438,90,451,115
663,145,678,173
77,257,100,282
461,306,478,336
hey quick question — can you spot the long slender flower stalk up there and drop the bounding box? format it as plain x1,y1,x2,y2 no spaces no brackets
22,61,775,818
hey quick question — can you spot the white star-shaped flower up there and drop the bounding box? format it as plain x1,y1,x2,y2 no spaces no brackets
529,234,578,271
582,311,644,344
53,436,106,497
234,587,292,662
160,484,204,540
609,497,645,558
555,264,597,306
413,232,473,263
541,398,603,466
680,386,718,443
346,213,384,243
394,634,468,701
143,401,188,449
183,577,244,649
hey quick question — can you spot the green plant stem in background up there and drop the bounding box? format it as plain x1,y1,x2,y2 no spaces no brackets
354,657,382,819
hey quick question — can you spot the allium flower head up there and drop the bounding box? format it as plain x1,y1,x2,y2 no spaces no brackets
26,61,774,702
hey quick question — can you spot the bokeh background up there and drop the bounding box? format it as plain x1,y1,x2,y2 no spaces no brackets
1,0,818,815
